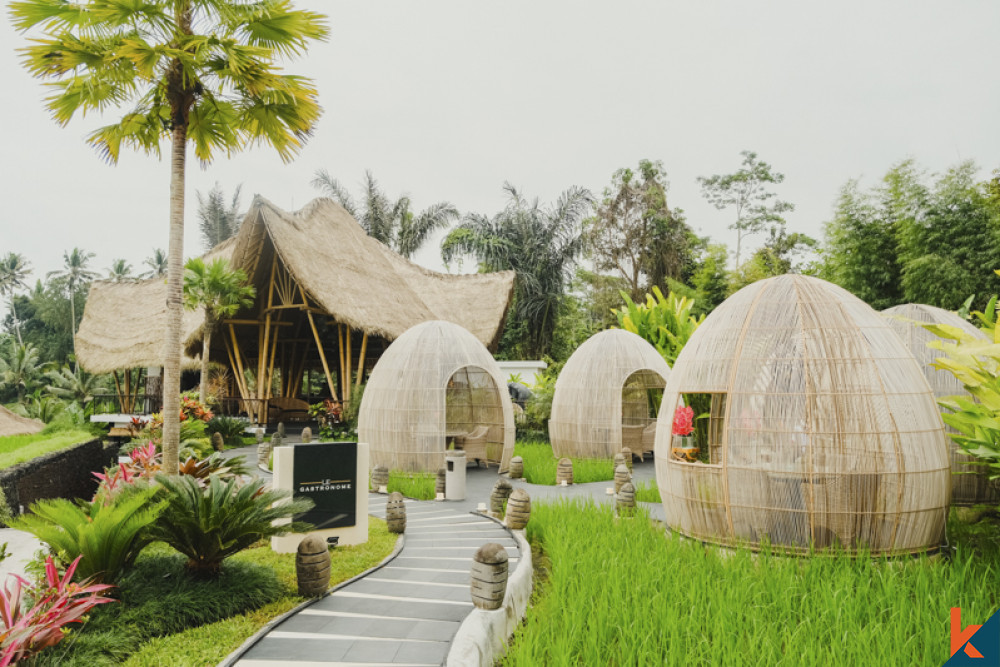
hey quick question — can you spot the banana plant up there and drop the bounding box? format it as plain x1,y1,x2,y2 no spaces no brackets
612,286,704,366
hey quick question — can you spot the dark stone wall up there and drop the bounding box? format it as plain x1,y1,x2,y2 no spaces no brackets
0,438,116,516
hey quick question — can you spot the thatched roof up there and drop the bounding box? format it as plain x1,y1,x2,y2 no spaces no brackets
0,405,44,438
75,239,235,374
76,197,514,373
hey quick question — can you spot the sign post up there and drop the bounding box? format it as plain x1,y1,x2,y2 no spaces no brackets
271,441,369,552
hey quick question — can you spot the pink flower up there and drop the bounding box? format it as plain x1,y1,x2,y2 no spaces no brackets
672,406,694,437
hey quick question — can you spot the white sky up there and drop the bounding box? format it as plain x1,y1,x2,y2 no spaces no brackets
1,1,998,289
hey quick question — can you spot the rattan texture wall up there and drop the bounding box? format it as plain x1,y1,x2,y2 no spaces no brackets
359,320,515,473
882,303,1000,506
654,275,950,556
549,329,671,459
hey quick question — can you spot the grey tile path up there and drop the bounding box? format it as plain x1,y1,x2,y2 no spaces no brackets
234,493,519,666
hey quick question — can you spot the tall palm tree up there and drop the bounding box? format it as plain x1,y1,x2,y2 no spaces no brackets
46,248,97,367
312,169,459,258
0,253,31,344
13,0,327,474
107,259,134,283
142,249,168,279
442,183,592,357
183,258,256,403
197,183,243,251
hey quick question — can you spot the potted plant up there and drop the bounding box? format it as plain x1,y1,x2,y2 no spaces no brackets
672,405,699,461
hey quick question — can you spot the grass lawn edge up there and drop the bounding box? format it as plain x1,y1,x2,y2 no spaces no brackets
216,527,407,667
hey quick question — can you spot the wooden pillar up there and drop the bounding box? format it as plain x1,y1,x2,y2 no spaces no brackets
356,332,368,387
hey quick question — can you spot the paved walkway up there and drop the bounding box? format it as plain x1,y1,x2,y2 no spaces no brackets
235,493,519,666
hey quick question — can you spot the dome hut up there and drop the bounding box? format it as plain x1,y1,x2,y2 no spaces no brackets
359,321,515,473
655,275,949,556
550,329,671,460
882,303,999,506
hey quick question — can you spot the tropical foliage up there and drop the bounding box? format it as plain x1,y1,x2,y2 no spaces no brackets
197,183,243,251
0,253,31,344
312,169,459,258
614,286,704,367
443,183,592,358
149,475,313,576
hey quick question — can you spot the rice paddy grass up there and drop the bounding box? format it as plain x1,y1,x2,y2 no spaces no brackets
633,478,660,503
514,440,614,485
503,499,1000,666
0,429,94,469
386,470,436,500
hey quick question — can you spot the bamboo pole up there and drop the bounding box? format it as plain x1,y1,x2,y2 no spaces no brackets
345,326,353,403
356,332,368,387
337,324,345,399
228,324,250,409
223,334,248,401
266,320,280,400
112,371,124,413
306,310,337,402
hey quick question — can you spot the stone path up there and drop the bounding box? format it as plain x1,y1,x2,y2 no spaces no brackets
234,493,519,666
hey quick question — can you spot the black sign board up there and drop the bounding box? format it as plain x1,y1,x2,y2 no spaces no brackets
292,442,357,530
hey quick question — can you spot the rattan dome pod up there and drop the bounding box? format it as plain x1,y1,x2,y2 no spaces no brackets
882,303,999,506
359,321,515,473
655,275,949,556
549,329,671,460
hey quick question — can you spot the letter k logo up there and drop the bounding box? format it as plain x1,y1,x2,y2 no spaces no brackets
953,608,985,659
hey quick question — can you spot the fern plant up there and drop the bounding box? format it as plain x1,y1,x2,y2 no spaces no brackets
149,475,313,576
12,485,164,584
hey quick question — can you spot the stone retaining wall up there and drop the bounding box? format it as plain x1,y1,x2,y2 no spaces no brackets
0,438,114,516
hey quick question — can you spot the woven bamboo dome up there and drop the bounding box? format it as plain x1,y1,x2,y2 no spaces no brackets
359,321,515,473
882,303,999,506
549,329,671,459
655,275,949,556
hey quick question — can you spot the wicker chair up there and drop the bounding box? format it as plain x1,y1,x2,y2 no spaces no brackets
461,425,490,466
640,422,657,460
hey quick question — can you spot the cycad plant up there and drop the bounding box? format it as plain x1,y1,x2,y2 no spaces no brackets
12,485,164,584
149,475,313,576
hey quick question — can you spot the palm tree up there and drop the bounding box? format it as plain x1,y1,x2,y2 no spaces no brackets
46,248,97,367
183,258,256,403
107,259,134,283
45,365,101,405
197,183,243,251
0,340,44,403
142,249,168,279
442,183,592,357
13,1,328,474
0,253,31,344
312,169,459,258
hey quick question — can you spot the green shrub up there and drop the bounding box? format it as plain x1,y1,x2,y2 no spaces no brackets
149,475,313,576
13,485,164,584
205,415,248,445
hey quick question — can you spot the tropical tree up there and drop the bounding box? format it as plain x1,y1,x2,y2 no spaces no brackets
0,253,32,344
698,150,795,267
46,248,97,366
442,183,592,358
197,183,243,251
312,169,459,258
12,0,328,474
106,259,134,283
728,226,817,293
0,340,45,402
142,248,168,279
183,258,256,403
587,160,695,300
45,365,101,405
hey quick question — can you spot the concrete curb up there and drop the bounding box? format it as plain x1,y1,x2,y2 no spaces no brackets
217,522,406,667
445,514,533,667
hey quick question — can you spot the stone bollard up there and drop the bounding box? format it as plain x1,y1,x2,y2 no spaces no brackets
556,458,573,485
435,468,447,498
256,427,265,444
470,543,509,610
271,431,283,448
296,535,331,596
620,448,634,472
490,478,513,517
300,426,312,443
211,432,224,452
613,453,626,472
371,465,389,491
508,456,524,479
617,482,636,516
257,438,271,469
505,488,531,530
386,492,406,533
614,464,631,494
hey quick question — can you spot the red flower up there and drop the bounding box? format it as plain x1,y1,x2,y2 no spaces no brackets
672,406,694,436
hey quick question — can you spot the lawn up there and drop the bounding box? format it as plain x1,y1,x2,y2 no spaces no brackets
514,440,614,485
386,470,436,500
503,499,1000,666
38,519,398,666
0,429,94,469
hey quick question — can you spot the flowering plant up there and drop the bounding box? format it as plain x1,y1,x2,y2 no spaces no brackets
179,396,213,422
93,442,161,503
672,405,694,437
0,555,115,666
